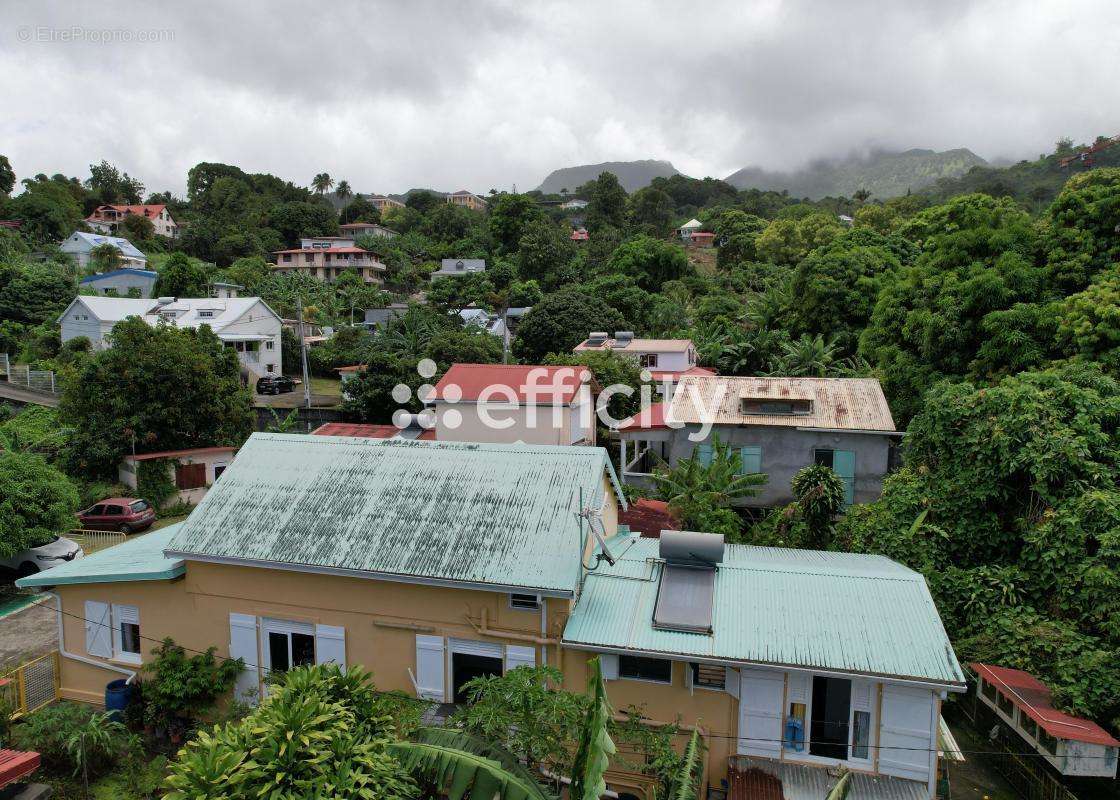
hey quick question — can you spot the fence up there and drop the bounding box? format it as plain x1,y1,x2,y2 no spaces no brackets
0,652,61,719
68,529,129,555
6,363,59,395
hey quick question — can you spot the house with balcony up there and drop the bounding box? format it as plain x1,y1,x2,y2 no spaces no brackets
272,237,386,284
617,375,900,506
86,204,179,238
446,190,488,211
58,295,283,378
339,221,398,239
60,231,147,270
19,432,963,800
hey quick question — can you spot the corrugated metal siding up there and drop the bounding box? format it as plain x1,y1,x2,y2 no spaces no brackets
564,539,963,685
166,434,615,593
731,758,929,800
668,376,896,431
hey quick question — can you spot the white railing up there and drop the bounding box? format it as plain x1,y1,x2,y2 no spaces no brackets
7,364,58,394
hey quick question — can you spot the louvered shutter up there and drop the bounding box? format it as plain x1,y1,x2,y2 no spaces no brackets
504,645,536,673
833,450,856,505
228,613,260,704
737,668,785,757
315,624,346,667
740,446,762,475
696,443,713,466
84,601,112,658
415,635,446,701
879,684,936,783
599,653,619,680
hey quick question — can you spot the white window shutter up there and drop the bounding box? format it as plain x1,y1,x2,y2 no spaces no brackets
685,662,695,695
84,601,112,658
315,624,346,668
415,635,446,701
599,653,619,680
504,645,536,673
788,672,810,704
725,667,739,699
228,613,260,705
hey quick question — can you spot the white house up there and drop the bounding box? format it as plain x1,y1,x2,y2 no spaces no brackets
431,259,486,280
677,218,703,241
58,296,284,378
86,204,179,238
79,268,158,298
574,332,709,385
560,198,589,210
119,446,237,508
60,231,147,270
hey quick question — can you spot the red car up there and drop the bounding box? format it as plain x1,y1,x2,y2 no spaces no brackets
77,497,156,533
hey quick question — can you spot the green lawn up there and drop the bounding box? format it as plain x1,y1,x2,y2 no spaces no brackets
309,376,341,397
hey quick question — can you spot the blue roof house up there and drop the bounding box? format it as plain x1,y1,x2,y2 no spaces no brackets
60,231,147,270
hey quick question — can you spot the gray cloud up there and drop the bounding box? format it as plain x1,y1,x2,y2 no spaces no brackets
1,0,1116,197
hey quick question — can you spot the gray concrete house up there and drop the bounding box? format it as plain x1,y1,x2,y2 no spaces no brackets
431,259,485,280
617,375,899,508
79,268,158,298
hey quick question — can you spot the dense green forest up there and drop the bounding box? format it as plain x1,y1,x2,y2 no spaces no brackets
1,134,1119,735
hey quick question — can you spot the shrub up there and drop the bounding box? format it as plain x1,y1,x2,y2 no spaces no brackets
10,702,122,777
143,639,243,728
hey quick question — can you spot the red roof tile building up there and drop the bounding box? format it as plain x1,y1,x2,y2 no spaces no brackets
86,204,179,238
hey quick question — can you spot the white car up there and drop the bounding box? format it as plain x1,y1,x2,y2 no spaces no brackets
1,535,84,578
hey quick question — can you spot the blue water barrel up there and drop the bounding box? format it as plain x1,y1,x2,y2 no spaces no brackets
105,679,132,719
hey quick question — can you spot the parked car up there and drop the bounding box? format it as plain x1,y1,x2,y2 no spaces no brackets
0,535,83,577
256,374,296,395
77,498,155,533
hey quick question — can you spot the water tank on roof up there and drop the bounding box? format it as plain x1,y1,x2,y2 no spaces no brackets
659,530,725,566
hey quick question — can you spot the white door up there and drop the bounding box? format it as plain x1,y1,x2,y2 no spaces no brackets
879,684,936,783
414,635,446,701
738,668,786,757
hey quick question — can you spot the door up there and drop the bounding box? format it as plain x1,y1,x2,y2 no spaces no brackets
879,684,936,783
810,676,852,759
229,613,260,704
450,639,504,704
738,668,785,757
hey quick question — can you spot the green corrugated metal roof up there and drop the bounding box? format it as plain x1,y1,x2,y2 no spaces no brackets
563,537,964,685
166,433,622,595
16,525,186,587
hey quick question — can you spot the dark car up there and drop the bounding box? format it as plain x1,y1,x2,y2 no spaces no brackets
77,498,156,533
256,374,296,395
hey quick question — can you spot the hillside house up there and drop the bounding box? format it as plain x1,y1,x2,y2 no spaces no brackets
60,232,147,270
446,190,488,211
272,237,386,284
574,332,712,388
338,221,398,239
58,296,283,378
427,363,597,446
689,231,716,248
617,375,899,506
570,227,589,241
79,268,158,298
431,258,486,280
970,663,1118,778
365,194,405,213
560,198,589,210
118,446,237,508
18,433,963,800
677,218,702,240
86,204,179,238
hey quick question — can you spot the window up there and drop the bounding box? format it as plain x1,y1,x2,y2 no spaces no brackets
104,504,125,516
852,710,872,759
214,465,227,481
304,253,313,263
112,604,141,663
509,593,541,611
265,340,275,350
263,618,316,674
815,449,856,506
618,655,672,684
997,690,1015,717
129,500,150,513
741,397,812,415
198,310,214,318
690,662,725,690
639,353,659,368
175,462,207,490
1020,715,1038,740
981,678,998,701
283,254,292,263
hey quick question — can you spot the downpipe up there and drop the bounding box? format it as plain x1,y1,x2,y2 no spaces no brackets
46,591,138,684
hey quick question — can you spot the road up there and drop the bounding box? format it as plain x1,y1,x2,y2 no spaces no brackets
0,381,60,408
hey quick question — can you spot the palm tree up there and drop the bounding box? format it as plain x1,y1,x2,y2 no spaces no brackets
311,173,334,195
768,333,842,377
335,180,352,201
852,189,871,204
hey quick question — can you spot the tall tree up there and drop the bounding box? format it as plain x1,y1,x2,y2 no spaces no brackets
335,180,353,201
585,172,627,232
311,172,334,195
489,193,543,254
0,154,14,195
153,252,209,297
0,452,79,561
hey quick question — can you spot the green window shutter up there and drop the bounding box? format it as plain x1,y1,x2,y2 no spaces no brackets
833,450,856,505
740,446,762,475
696,443,713,467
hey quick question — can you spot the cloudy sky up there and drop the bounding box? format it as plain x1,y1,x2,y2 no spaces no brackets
2,0,1118,197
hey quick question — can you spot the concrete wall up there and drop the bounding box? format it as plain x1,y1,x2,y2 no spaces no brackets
665,424,892,507
433,402,595,446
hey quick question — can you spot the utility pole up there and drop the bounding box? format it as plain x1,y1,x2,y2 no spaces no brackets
296,295,312,431
501,305,510,365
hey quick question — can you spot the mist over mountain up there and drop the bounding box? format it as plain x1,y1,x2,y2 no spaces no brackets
536,160,680,194
724,148,987,199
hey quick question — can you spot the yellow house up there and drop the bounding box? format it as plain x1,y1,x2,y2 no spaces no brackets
20,433,964,800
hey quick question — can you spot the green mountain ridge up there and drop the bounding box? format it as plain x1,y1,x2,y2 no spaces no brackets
536,160,680,194
724,148,987,200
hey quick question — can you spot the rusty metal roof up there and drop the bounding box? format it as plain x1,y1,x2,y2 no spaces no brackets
563,537,964,686
165,433,623,595
667,376,896,432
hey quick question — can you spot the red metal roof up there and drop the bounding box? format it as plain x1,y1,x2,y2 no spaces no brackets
690,231,716,239
311,423,435,440
88,204,167,219
335,364,367,374
617,402,670,431
125,446,236,462
971,663,1120,746
431,364,593,404
619,499,679,538
0,749,40,788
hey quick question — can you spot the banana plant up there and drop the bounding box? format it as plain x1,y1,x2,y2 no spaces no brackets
568,657,617,800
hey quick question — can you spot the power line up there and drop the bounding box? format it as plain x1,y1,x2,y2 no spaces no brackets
20,600,1119,759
